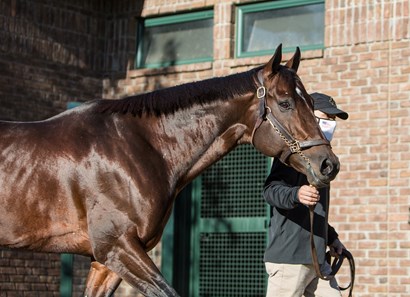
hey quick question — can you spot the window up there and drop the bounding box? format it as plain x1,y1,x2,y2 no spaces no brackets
136,10,214,68
236,0,325,58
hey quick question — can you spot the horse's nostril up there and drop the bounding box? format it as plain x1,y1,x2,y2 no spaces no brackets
320,158,334,177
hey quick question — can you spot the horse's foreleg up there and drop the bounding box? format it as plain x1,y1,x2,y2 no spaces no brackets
102,234,179,297
84,261,122,297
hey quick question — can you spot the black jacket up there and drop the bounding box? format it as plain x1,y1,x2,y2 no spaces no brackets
263,159,338,265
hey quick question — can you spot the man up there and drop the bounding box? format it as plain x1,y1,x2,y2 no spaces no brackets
263,93,349,297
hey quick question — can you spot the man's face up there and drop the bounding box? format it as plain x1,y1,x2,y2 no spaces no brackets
314,110,336,120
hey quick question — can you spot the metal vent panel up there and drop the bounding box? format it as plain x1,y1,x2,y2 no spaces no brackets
201,144,267,218
199,232,266,297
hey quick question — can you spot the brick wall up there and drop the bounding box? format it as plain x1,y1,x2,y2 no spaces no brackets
0,0,107,121
302,39,410,297
0,250,60,296
0,0,409,296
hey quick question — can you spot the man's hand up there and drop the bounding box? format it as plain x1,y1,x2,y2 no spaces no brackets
329,238,346,256
297,185,320,206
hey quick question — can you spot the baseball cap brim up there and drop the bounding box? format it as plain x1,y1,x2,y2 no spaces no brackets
311,92,349,120
319,107,349,120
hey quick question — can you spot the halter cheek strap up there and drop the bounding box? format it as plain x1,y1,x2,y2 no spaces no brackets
251,70,330,165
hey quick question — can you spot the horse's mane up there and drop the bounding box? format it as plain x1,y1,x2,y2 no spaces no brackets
96,68,260,117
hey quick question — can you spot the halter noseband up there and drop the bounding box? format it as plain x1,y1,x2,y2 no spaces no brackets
251,70,330,165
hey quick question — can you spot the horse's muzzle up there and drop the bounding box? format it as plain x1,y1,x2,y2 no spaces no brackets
306,156,340,188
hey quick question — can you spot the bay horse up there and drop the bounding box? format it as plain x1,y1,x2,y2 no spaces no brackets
0,45,339,296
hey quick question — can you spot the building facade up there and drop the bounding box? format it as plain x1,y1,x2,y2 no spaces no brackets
0,0,409,296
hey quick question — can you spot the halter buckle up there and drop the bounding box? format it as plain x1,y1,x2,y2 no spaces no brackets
257,86,266,99
289,140,301,153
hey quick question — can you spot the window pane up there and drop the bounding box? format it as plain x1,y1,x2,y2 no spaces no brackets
141,17,213,67
240,3,324,55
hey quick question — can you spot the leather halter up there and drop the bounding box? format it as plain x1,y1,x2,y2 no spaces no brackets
251,70,330,165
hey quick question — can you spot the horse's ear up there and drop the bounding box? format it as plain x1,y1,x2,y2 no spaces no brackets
265,44,282,74
285,46,301,72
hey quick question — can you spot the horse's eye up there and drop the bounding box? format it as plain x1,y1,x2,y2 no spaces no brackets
279,101,292,110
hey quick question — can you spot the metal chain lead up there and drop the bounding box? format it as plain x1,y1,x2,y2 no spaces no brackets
266,118,311,165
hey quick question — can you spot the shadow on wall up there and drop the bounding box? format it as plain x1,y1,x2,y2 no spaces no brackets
0,0,144,121
104,34,180,98
142,39,179,93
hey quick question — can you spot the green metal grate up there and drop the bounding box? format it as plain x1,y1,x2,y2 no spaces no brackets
194,144,269,296
201,144,268,218
199,232,266,297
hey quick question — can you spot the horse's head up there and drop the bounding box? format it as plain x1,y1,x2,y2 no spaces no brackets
251,44,340,187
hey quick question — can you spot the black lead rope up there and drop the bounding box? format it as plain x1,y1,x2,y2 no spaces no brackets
326,249,355,297
309,206,355,297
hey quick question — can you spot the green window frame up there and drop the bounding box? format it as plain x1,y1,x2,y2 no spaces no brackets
236,0,325,58
135,10,214,69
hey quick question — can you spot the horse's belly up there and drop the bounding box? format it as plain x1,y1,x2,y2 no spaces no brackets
0,216,91,254
0,189,91,254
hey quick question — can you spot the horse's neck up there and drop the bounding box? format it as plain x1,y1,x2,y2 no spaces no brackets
162,94,254,189
181,123,249,187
